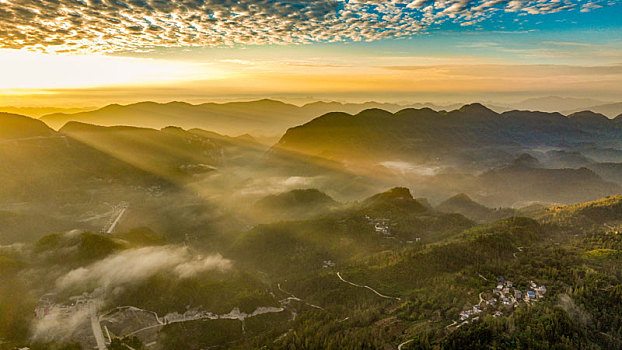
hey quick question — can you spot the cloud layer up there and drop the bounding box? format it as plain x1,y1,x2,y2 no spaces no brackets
0,0,607,53
56,246,232,291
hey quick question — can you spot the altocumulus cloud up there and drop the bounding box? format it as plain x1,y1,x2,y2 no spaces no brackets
0,0,607,53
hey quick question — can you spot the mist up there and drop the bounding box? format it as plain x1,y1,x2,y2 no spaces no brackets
56,246,232,292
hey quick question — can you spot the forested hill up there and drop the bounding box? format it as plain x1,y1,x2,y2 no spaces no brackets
275,104,621,162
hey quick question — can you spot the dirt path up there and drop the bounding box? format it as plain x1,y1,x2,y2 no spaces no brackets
277,283,324,310
336,272,401,300
397,339,414,349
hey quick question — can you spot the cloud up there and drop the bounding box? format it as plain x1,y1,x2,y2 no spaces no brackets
0,0,606,53
56,246,232,291
31,246,231,343
580,1,604,12
236,175,329,197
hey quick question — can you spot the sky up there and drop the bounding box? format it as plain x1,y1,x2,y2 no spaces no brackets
0,0,621,107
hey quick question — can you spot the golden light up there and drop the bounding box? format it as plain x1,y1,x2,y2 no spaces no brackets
0,49,227,91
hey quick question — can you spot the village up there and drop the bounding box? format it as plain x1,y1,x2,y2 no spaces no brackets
365,215,421,243
366,215,394,236
451,277,547,328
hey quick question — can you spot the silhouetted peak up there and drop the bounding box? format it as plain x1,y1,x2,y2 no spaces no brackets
365,187,414,202
161,126,186,133
355,108,394,118
512,153,541,168
437,192,489,212
361,187,428,213
253,99,289,106
448,193,474,203
385,187,413,199
256,188,336,207
303,101,343,107
395,107,438,117
235,133,258,143
458,103,496,115
567,111,610,124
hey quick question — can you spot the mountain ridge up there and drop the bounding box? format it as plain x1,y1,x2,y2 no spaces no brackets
274,105,621,165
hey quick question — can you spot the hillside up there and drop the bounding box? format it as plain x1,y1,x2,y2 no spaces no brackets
252,189,338,222
59,122,223,180
535,195,622,229
274,104,621,164
477,157,620,206
0,115,250,244
2,187,621,349
1,110,621,350
0,113,55,139
436,193,517,222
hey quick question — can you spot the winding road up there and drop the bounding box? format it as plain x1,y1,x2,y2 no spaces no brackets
445,320,458,329
397,339,414,349
336,272,401,300
119,305,285,338
277,283,324,310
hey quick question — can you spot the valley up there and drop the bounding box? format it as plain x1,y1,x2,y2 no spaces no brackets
0,104,620,350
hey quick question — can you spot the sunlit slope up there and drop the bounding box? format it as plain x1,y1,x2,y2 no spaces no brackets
534,194,622,229
59,122,223,180
0,115,243,244
0,114,164,202
0,112,55,139
229,187,473,277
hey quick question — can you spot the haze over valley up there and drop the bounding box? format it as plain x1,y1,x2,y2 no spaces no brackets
1,0,622,349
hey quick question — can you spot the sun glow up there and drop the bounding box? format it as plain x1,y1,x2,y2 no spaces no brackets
0,49,225,90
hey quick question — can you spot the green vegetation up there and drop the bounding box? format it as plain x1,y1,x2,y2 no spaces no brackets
0,112,621,349
34,231,123,265
252,188,338,222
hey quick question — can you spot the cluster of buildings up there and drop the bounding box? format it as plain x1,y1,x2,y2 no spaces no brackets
365,215,393,235
34,292,91,319
322,260,336,268
455,277,547,325
34,293,57,319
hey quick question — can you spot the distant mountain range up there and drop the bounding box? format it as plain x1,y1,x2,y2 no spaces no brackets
38,100,463,136
563,102,622,118
0,97,609,137
508,96,607,114
0,106,95,118
491,97,622,117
